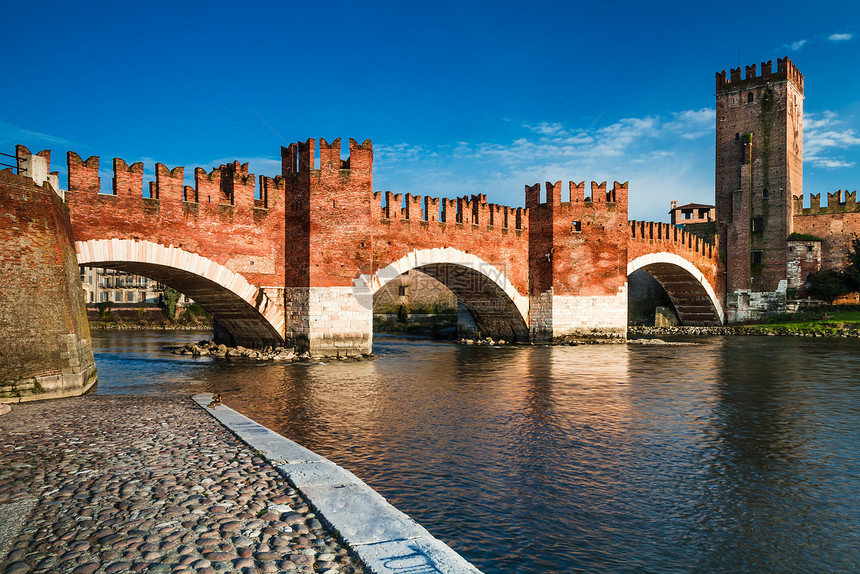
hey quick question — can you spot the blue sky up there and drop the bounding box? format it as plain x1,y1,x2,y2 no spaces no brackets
2,1,859,221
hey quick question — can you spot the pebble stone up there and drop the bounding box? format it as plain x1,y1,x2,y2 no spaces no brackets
0,396,366,574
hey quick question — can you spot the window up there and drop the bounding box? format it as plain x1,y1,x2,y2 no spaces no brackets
751,250,763,266
398,285,407,297
89,292,94,303
762,188,769,199
127,292,134,302
571,220,582,232
748,92,754,103
752,217,764,232
735,132,740,141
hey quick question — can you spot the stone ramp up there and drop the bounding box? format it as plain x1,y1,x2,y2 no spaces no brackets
192,393,482,574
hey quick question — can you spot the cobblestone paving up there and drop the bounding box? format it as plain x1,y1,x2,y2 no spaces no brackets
0,396,366,574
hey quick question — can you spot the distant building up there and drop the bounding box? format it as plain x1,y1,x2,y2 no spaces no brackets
670,201,715,226
80,267,191,306
669,200,716,238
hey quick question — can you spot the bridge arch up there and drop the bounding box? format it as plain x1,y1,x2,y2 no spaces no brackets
627,252,724,325
358,248,530,341
75,239,285,347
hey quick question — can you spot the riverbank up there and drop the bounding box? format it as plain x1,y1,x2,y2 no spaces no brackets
0,395,366,574
630,323,860,338
89,322,211,332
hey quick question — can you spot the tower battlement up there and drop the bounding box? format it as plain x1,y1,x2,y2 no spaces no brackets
716,57,804,95
280,137,373,178
525,180,628,208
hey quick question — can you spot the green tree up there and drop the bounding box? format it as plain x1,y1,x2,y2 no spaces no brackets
807,269,850,304
844,238,860,292
161,287,181,320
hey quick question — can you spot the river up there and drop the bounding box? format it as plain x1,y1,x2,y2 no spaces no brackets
90,330,860,573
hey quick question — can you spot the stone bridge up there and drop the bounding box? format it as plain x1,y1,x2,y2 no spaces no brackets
15,141,722,356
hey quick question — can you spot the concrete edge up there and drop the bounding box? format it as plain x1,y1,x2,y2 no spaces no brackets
192,393,482,574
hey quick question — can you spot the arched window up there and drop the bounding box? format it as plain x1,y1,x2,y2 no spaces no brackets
735,132,740,140
747,92,754,103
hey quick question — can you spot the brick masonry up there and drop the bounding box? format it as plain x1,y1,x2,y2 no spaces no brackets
0,167,97,402
8,138,722,358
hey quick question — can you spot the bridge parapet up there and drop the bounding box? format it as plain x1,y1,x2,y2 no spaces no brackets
629,220,717,261
67,152,272,212
59,148,287,299
372,191,527,230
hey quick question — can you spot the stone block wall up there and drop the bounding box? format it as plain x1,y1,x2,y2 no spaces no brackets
0,169,97,402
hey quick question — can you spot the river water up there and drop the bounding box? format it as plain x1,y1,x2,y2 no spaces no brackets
91,330,860,573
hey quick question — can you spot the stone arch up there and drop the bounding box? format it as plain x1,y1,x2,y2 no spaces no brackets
357,248,530,341
75,239,284,347
627,252,724,325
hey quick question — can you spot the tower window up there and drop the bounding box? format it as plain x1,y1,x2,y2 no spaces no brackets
751,250,763,266
571,220,582,232
747,92,754,103
763,188,769,198
398,285,407,296
752,217,764,232
735,132,740,140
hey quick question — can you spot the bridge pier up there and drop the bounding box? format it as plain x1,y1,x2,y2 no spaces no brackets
529,289,628,341
527,181,631,341
284,287,374,357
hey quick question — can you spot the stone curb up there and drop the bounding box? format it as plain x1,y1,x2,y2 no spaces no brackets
192,393,482,574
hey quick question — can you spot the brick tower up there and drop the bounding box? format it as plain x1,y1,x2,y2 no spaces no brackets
281,138,375,356
715,58,804,314
526,180,629,340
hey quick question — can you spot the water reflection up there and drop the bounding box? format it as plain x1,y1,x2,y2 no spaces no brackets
91,332,860,573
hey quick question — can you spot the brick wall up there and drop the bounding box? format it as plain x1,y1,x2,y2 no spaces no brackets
64,153,286,290
0,169,96,402
793,190,860,271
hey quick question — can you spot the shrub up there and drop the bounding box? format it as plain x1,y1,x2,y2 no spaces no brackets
807,269,851,304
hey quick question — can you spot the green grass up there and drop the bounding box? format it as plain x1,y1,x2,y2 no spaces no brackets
746,308,860,333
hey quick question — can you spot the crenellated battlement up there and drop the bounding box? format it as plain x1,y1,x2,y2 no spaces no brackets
629,220,717,260
525,180,629,208
280,137,373,178
372,190,527,231
716,56,804,95
793,190,859,215
63,150,279,211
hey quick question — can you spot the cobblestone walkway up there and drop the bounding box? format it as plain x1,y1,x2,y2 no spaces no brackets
0,396,366,574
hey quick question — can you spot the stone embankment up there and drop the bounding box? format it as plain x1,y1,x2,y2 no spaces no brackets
92,323,211,332
173,341,373,362
629,325,860,338
0,396,366,574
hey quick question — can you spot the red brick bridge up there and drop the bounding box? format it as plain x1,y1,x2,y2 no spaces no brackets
16,141,722,355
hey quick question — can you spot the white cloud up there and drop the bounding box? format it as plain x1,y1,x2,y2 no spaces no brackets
372,108,719,221
784,39,809,51
828,33,852,42
804,111,860,169
0,120,74,148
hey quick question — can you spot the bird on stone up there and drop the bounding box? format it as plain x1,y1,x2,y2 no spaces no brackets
208,393,222,408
